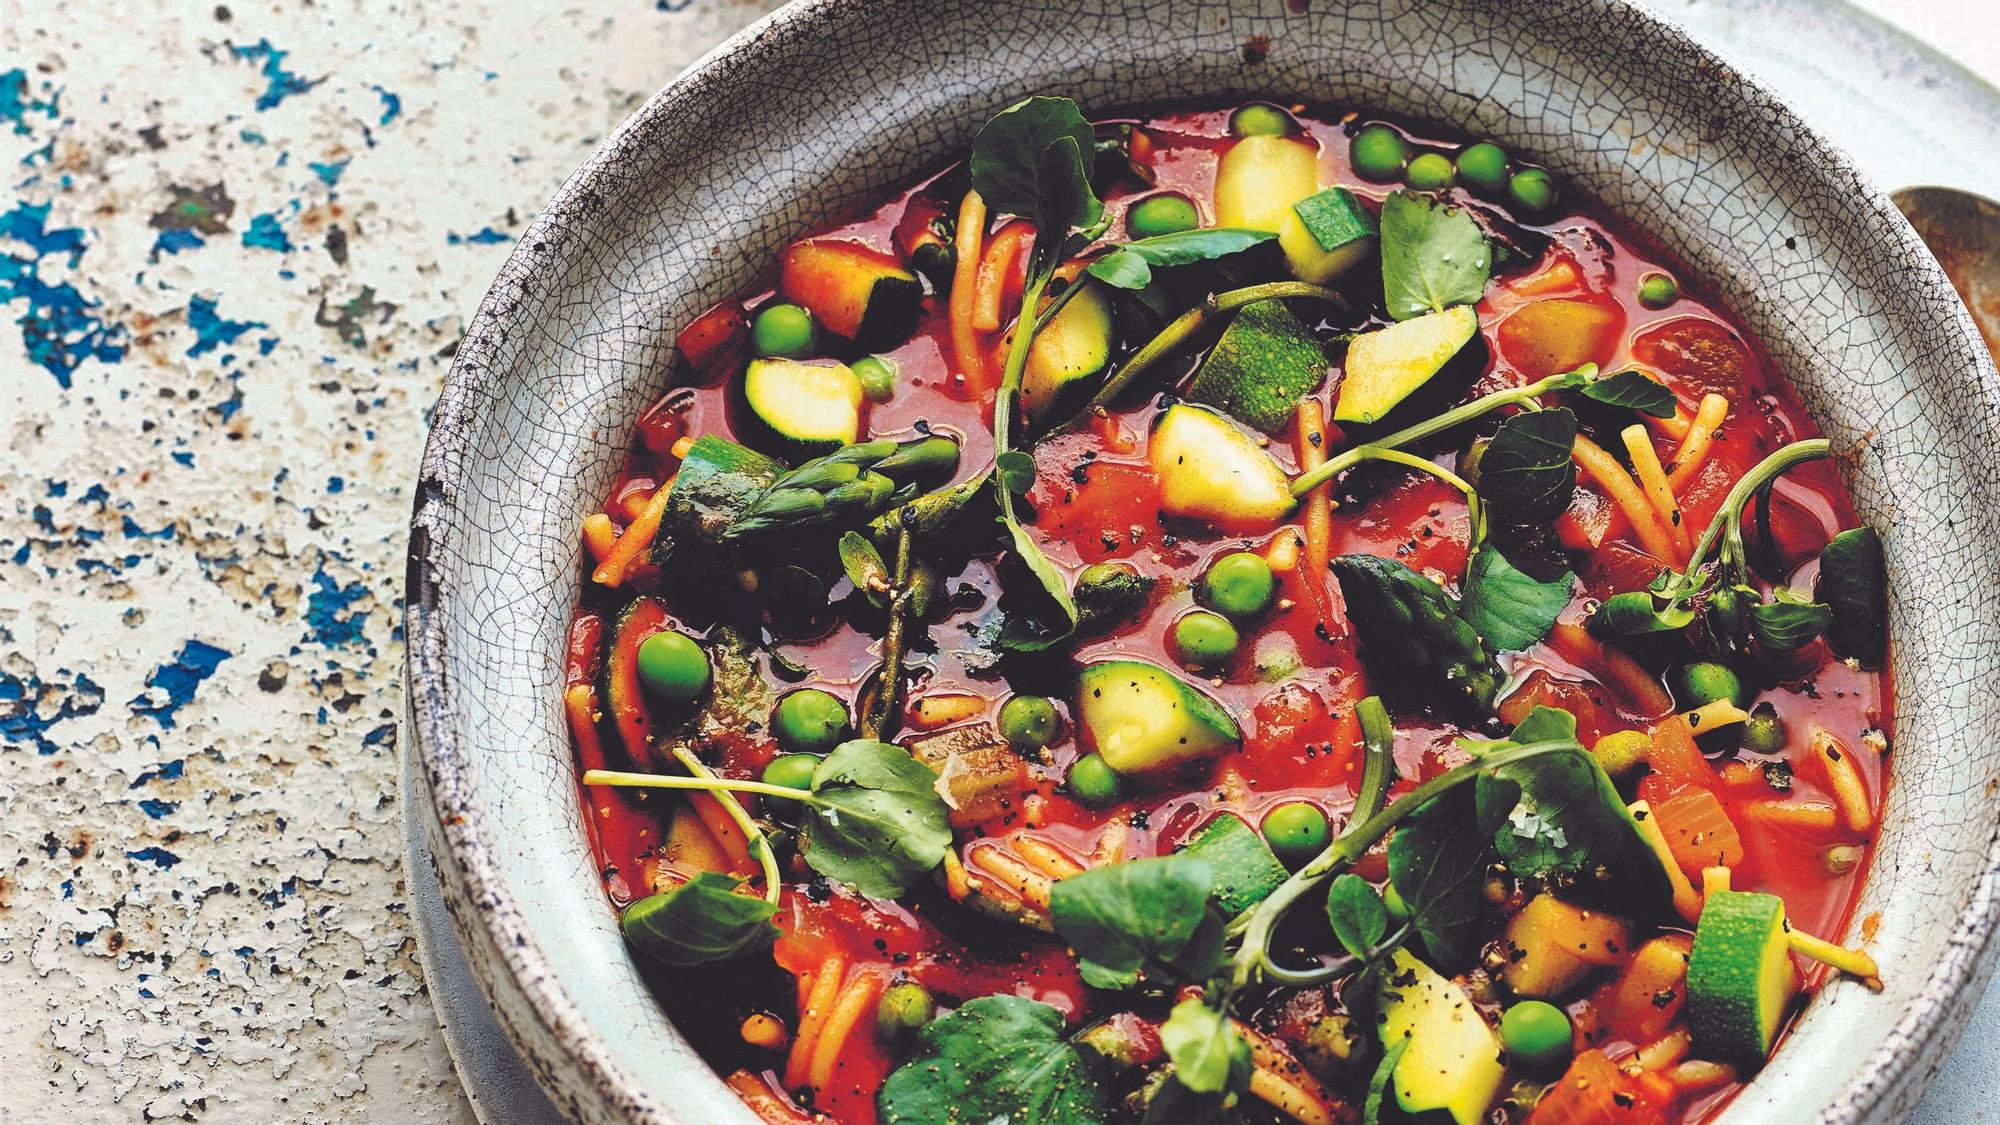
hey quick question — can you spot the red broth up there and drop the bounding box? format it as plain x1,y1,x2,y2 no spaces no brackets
567,105,1889,1125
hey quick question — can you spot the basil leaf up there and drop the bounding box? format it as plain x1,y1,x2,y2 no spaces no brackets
1378,190,1492,321
801,739,954,899
1748,587,1833,651
969,96,1098,223
1085,228,1276,290
1049,854,1219,988
620,872,778,967
879,995,1112,1125
1479,407,1578,523
1362,1037,1411,1125
1580,369,1676,418
1817,526,1886,666
1326,873,1389,957
1385,783,1491,971
1461,545,1574,652
1158,998,1251,1096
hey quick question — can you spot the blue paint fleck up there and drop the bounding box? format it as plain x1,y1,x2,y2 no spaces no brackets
229,39,322,111
150,228,204,259
370,85,402,126
308,158,348,188
172,451,195,467
362,722,395,746
241,212,292,253
326,476,344,493
446,226,511,246
257,336,278,356
1,68,58,135
129,640,230,729
305,565,370,648
238,128,266,145
1,668,102,754
126,847,181,870
130,759,185,787
185,294,265,358
1,202,127,386
138,798,178,819
122,516,174,540
81,482,108,504
75,930,97,946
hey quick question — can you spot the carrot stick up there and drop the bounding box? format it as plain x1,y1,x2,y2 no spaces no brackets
968,841,1054,912
1572,434,1681,561
807,968,887,1090
1807,728,1874,833
581,513,619,563
1622,424,1689,556
972,222,1033,332
1014,834,1086,880
1628,799,1704,923
1296,400,1332,578
785,954,848,1088
1741,799,1841,834
1649,401,1694,442
1668,393,1729,492
592,478,673,587
1548,621,1675,718
948,190,989,393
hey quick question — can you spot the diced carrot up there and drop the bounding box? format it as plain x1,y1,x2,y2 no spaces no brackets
581,512,618,563
675,303,749,375
1497,297,1624,377
1642,714,1724,792
723,1070,824,1124
971,221,1034,332
1529,1049,1669,1125
1598,934,1692,1044
1653,788,1745,878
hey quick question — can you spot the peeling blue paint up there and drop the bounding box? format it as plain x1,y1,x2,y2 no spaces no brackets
150,228,205,259
185,294,265,358
326,476,345,493
370,85,402,126
122,516,175,540
126,847,182,870
172,451,195,467
447,226,511,246
129,759,186,787
129,640,230,729
308,158,349,188
241,212,293,253
138,798,179,819
304,565,369,648
229,39,322,111
0,668,104,754
1,202,127,386
1,68,59,135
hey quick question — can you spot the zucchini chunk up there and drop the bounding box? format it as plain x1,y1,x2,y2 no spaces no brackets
1185,299,1329,434
1179,812,1286,917
650,434,783,572
1279,186,1378,284
1376,948,1506,1125
1149,403,1295,531
1076,659,1240,776
1334,304,1479,424
741,358,864,453
1214,134,1319,232
1686,890,1798,1067
1021,281,1115,422
778,239,925,349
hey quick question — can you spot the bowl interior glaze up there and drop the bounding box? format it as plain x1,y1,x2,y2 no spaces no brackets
405,2,2000,1121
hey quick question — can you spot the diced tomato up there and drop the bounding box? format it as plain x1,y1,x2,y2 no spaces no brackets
1558,482,1616,550
1500,669,1624,747
1529,1049,1671,1125
1653,788,1745,877
1581,541,1672,602
565,613,605,687
675,302,749,376
1632,317,1752,399
1498,296,1624,377
1640,716,1724,794
1246,677,1363,789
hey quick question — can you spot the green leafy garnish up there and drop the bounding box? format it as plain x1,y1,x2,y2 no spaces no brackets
1085,227,1276,289
1386,783,1494,970
1378,190,1493,321
803,739,956,898
1362,1038,1411,1125
1048,853,1226,988
1747,587,1834,651
878,995,1111,1125
1158,997,1251,1095
1579,369,1676,417
1460,545,1575,652
619,872,779,967
1479,407,1579,523
1181,812,1288,918
1818,526,1886,665
1325,873,1389,957
839,530,891,608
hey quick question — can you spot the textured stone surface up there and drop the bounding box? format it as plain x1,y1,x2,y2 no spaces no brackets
0,2,777,1120
405,2,2000,1125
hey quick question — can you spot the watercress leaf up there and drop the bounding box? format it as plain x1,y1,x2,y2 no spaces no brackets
1592,588,1697,635
619,872,778,967
1379,190,1493,320
1480,746,1675,918
1817,526,1886,666
1033,135,1105,272
1580,369,1676,418
1461,545,1575,652
1479,407,1578,523
991,514,1082,651
1049,854,1217,988
1084,228,1277,290
801,739,954,899
838,531,890,608
878,994,1112,1125
1085,247,1154,289
1507,705,1579,746
969,96,1098,222
1159,998,1252,1096
1326,873,1389,956
1748,587,1833,651
1362,1037,1411,1125
1386,784,1491,971
996,449,1038,497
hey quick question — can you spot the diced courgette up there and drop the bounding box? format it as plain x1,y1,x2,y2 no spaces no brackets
1149,403,1295,531
1180,812,1287,916
1214,135,1319,232
1021,281,1115,421
1334,304,1479,424
1376,948,1507,1125
741,357,864,453
778,239,925,349
1185,299,1329,434
1076,659,1240,776
1686,890,1798,1067
1279,186,1377,284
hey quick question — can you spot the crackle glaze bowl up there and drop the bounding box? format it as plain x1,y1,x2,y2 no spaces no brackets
403,1,2000,1121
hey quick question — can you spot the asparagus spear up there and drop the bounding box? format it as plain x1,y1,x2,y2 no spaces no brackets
721,435,960,543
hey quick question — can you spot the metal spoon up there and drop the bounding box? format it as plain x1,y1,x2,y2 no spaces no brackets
1892,186,2000,358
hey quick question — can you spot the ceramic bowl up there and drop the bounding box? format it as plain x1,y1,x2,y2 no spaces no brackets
404,1,2000,1121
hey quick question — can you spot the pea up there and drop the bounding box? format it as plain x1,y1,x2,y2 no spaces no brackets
1638,272,1680,309
1405,152,1456,192
1199,551,1277,619
852,354,898,402
1127,193,1200,239
751,302,816,358
1067,753,1123,806
1172,610,1240,665
773,688,850,754
1507,167,1558,214
1262,801,1331,867
1229,102,1294,137
998,694,1060,752
1456,142,1509,192
1381,880,1411,923
876,980,935,1043
635,630,710,704
1672,661,1744,710
1741,702,1786,755
1499,1000,1573,1071
761,752,819,793
1350,124,1409,181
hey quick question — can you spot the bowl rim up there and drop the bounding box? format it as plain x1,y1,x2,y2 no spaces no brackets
403,1,2000,1121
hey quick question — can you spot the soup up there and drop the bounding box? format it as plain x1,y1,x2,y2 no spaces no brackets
564,97,1890,1125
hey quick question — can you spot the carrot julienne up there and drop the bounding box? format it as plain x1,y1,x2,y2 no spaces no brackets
1296,399,1332,579
807,968,887,1090
1621,423,1689,556
971,221,1033,332
1572,433,1681,561
1667,392,1730,492
947,189,989,392
592,479,673,587
785,952,849,1088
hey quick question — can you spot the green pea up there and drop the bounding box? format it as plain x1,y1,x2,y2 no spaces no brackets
1405,152,1456,192
998,695,1060,752
1262,801,1331,867
1672,661,1745,710
1499,1000,1573,1071
761,752,819,792
1638,272,1680,309
1741,702,1786,755
1229,102,1294,137
751,303,816,358
635,630,710,704
1127,193,1200,239
876,980,935,1042
1456,142,1509,192
1350,124,1409,181
1172,610,1240,665
773,688,850,754
1381,880,1411,923
1199,551,1277,619
1067,753,1123,806
852,355,898,402
1507,167,1558,214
